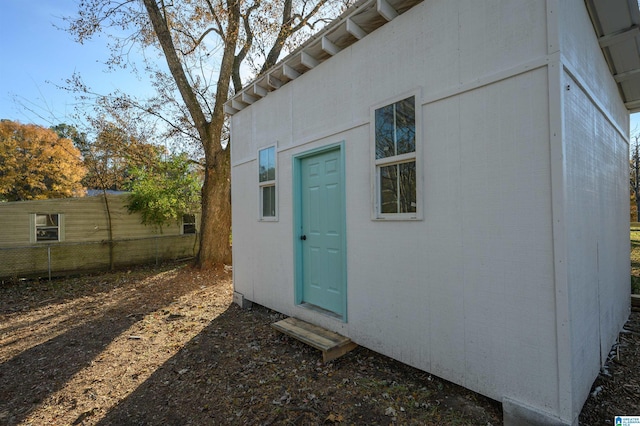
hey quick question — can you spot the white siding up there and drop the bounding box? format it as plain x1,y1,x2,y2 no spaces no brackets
556,0,630,420
0,195,200,277
0,194,193,247
562,71,630,421
559,0,629,133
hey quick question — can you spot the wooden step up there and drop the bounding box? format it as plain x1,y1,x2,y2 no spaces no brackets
272,317,357,363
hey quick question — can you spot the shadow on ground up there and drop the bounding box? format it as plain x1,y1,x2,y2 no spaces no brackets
2,264,638,425
96,303,502,426
0,265,205,425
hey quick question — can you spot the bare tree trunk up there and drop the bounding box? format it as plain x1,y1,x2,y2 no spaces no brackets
66,0,355,269
196,0,238,268
142,0,238,268
198,147,231,267
101,191,115,270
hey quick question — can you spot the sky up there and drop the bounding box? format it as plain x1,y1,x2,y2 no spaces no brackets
0,0,161,128
1,0,639,135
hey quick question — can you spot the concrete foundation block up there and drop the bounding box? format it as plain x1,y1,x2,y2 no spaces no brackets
233,291,253,309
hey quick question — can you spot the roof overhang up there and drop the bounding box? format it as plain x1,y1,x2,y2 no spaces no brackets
224,0,424,115
586,0,640,112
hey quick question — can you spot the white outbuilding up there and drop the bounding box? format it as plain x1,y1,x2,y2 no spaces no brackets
225,0,636,424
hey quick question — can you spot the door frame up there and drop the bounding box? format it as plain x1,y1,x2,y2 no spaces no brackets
292,141,347,321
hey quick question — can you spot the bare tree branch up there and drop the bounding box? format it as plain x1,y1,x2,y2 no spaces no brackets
232,0,261,91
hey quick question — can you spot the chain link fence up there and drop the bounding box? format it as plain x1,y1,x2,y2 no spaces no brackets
0,234,199,281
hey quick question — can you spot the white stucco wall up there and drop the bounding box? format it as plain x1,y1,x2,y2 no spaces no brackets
231,0,630,424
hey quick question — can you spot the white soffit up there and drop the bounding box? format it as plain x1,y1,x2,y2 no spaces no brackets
224,0,424,115
586,0,640,112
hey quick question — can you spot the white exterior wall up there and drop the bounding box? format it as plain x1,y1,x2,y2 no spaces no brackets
231,0,629,424
556,0,631,421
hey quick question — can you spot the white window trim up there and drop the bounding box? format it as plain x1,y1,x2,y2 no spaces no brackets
30,213,65,243
258,144,278,221
370,89,423,221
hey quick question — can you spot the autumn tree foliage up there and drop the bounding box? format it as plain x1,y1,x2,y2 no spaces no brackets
52,121,163,191
82,123,162,191
65,0,352,268
0,120,86,201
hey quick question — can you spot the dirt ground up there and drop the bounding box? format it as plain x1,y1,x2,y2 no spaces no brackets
0,262,637,425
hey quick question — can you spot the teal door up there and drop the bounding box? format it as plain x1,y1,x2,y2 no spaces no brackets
298,146,346,317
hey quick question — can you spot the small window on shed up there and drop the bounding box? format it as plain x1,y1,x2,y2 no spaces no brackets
372,94,420,219
258,145,277,220
35,213,61,242
182,214,197,234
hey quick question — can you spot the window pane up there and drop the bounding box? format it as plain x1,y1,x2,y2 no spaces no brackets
259,149,269,182
37,227,59,241
380,164,398,214
396,97,415,155
375,104,396,159
262,185,276,217
379,161,416,215
399,161,417,213
375,97,415,160
36,214,58,226
259,147,275,182
182,214,196,234
48,214,59,226
267,147,275,181
36,214,60,241
35,215,47,226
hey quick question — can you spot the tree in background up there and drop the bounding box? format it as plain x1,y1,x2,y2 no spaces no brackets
0,120,86,201
126,153,201,232
65,0,352,268
51,120,164,269
82,122,161,191
52,121,163,191
50,123,86,150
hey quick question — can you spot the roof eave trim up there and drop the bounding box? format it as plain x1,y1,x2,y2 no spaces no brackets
224,0,424,115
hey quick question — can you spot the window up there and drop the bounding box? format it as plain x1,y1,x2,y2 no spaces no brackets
182,214,196,234
259,146,277,219
35,213,60,242
373,95,419,218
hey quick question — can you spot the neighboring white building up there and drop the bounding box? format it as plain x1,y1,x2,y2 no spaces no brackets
226,0,635,424
0,194,200,278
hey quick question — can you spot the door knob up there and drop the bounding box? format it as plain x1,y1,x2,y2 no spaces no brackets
300,235,307,240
